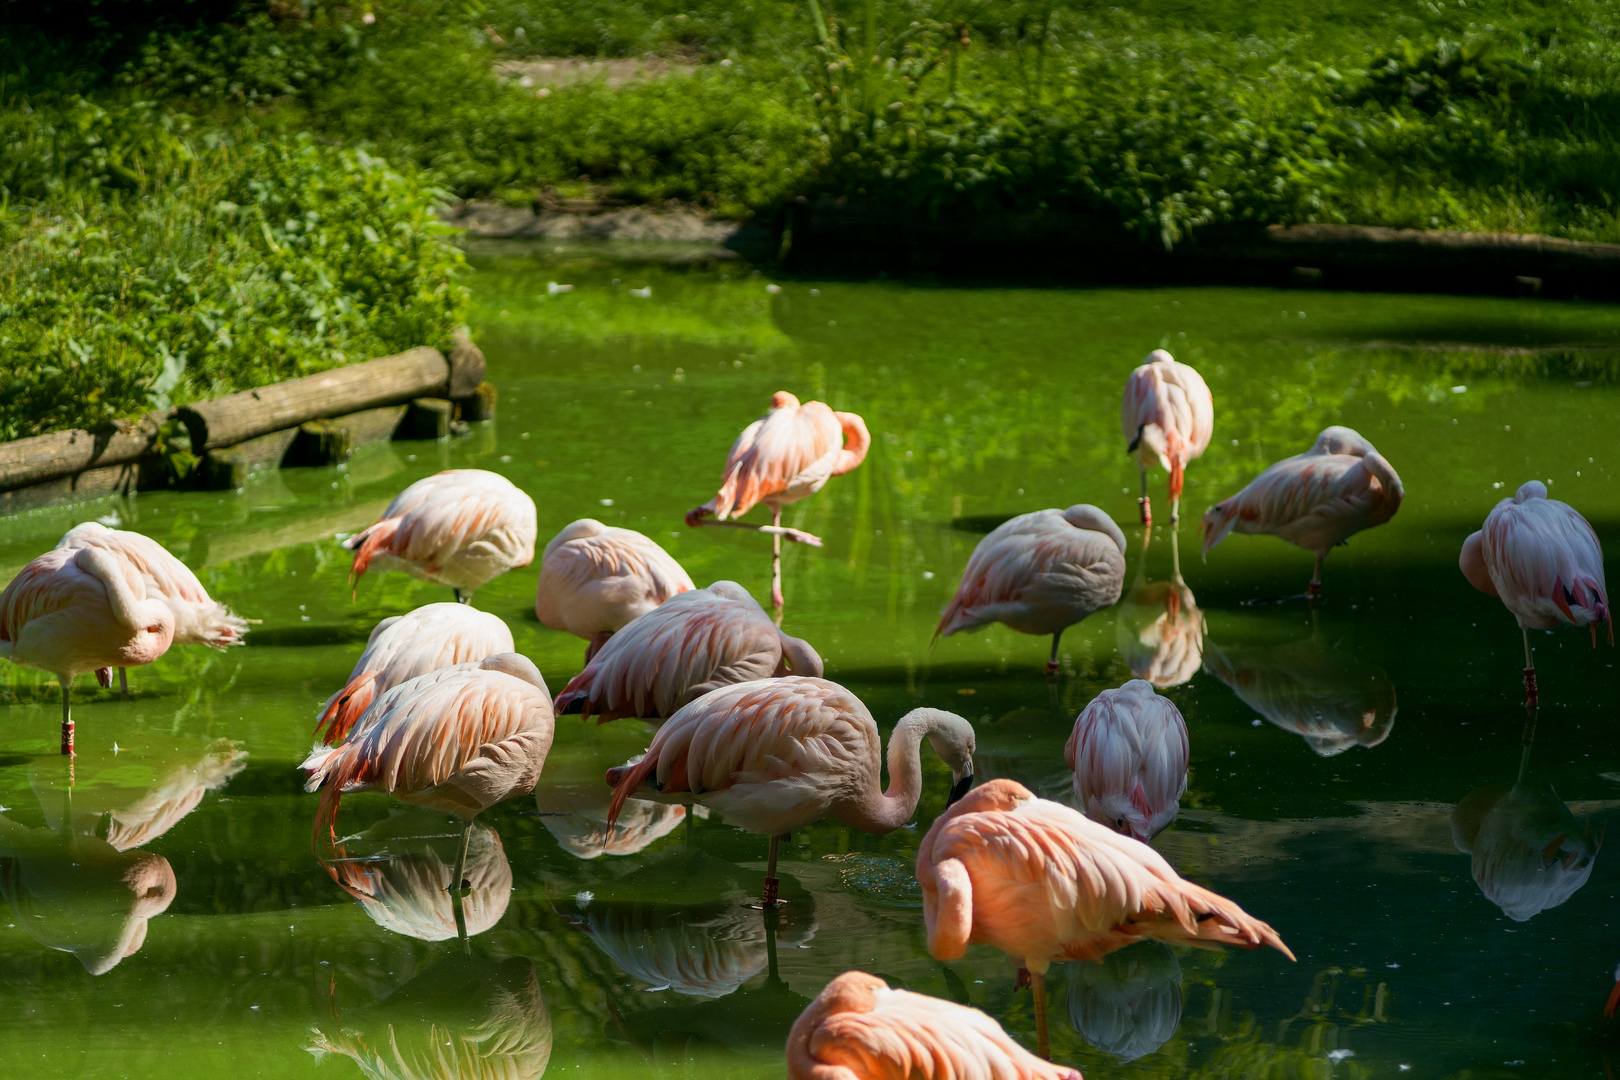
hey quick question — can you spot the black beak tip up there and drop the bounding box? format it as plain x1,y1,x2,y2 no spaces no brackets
947,773,975,806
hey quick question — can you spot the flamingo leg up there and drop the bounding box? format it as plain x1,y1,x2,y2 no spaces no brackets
118,667,128,696
1523,626,1538,710
1138,464,1152,526
1032,970,1050,1059
1170,494,1180,526
59,676,74,757
762,833,783,908
585,631,611,664
770,505,785,609
685,509,823,547
1306,554,1323,600
1046,630,1063,678
453,589,471,605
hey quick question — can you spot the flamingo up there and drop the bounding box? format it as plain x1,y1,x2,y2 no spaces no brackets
685,391,870,608
0,546,175,755
532,783,691,859
1115,530,1204,688
302,653,554,941
936,505,1127,676
917,778,1293,1058
535,518,695,660
1065,680,1189,843
555,581,823,723
314,602,515,746
1451,781,1598,923
606,677,975,908
344,469,538,604
1607,962,1619,1019
1202,425,1403,599
1065,941,1183,1062
1459,480,1611,708
787,970,1082,1080
1122,350,1214,525
57,522,248,691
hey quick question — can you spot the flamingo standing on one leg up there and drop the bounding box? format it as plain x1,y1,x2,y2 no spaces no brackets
1122,350,1213,526
555,581,823,723
345,470,538,605
606,677,975,908
1065,679,1189,842
1202,426,1403,599
534,519,694,661
0,547,175,755
936,505,1127,676
685,391,870,609
315,602,516,746
1459,480,1610,709
917,779,1293,1059
302,653,554,942
787,970,1082,1080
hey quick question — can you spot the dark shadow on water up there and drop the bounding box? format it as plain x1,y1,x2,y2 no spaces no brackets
246,624,374,647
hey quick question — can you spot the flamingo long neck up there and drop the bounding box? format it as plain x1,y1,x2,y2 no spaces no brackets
842,714,932,833
833,412,870,476
75,548,156,629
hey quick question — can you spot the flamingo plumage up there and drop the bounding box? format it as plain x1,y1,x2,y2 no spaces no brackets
344,469,538,604
535,518,695,660
302,653,554,937
314,602,515,746
606,676,974,907
936,505,1127,676
686,391,870,608
1201,425,1403,598
1121,350,1214,525
1459,480,1610,709
917,778,1293,1058
0,546,175,755
555,580,823,723
787,970,1082,1080
1065,680,1189,843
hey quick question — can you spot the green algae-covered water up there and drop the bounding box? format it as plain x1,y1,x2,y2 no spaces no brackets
2,242,1619,1079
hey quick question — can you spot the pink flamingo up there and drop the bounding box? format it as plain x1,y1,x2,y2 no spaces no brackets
788,970,1082,1080
1122,350,1214,525
686,391,870,608
936,505,1127,676
302,653,554,938
1065,680,1189,843
0,546,175,755
534,518,694,660
314,602,515,746
555,580,823,723
1607,963,1619,1019
1459,480,1610,708
918,779,1293,1058
1202,425,1403,599
606,677,975,908
345,469,538,604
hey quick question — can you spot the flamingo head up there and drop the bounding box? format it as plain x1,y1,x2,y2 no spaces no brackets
1514,480,1549,503
770,390,800,410
1088,786,1179,844
1144,348,1175,366
1312,426,1374,457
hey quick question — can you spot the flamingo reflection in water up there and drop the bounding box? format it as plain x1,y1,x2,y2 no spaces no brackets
1202,609,1396,757
1065,940,1183,1062
533,783,691,860
308,953,551,1080
320,810,513,942
534,518,694,662
1115,530,1204,689
556,581,823,724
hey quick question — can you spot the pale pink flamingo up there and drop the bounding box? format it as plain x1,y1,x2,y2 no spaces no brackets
606,677,975,907
555,580,823,722
315,602,515,746
936,505,1127,675
303,653,554,940
918,778,1293,1058
534,518,694,660
345,469,538,604
788,970,1082,1080
685,391,870,608
1202,425,1403,599
0,546,175,755
1122,350,1214,525
1065,679,1189,842
1459,480,1611,708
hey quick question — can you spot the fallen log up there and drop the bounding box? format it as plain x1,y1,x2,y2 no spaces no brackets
0,415,162,493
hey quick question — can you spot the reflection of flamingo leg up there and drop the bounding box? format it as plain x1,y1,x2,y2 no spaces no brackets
1169,529,1183,584
449,819,472,951
118,667,128,696
1523,626,1538,710
1031,970,1050,1059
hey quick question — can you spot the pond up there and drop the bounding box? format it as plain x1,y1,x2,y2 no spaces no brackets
2,240,1619,1079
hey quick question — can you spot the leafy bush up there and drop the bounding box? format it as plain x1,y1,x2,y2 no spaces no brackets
1360,37,1531,113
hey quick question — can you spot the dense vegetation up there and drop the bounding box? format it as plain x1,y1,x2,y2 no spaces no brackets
4,0,1619,438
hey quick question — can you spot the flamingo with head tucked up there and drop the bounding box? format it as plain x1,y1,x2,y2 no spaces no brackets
1066,680,1189,843
535,518,694,660
685,391,870,608
0,546,175,755
1122,350,1213,526
555,580,822,723
936,505,1127,676
606,677,975,908
344,469,538,605
788,970,1082,1079
917,779,1293,1059
1202,425,1403,599
1459,480,1610,709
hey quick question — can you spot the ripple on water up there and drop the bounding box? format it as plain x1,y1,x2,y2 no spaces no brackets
826,853,923,907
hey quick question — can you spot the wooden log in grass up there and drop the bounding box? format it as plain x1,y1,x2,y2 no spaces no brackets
0,415,162,492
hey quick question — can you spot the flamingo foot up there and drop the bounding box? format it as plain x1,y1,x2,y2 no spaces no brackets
95,667,113,688
1524,667,1538,710
1138,497,1152,526
684,506,711,529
